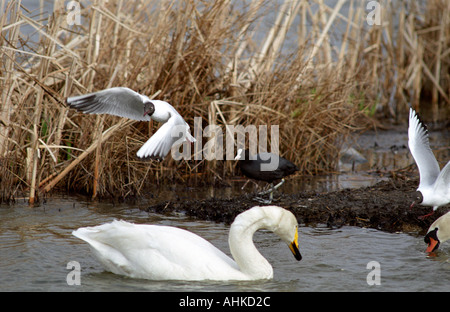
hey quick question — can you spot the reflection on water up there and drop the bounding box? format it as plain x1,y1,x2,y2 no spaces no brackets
143,173,388,207
0,195,448,292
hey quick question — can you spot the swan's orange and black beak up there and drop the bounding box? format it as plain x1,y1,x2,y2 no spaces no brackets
424,228,440,253
426,237,439,253
289,230,302,261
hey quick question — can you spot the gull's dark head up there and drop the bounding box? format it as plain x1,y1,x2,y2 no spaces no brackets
143,101,155,117
410,191,423,209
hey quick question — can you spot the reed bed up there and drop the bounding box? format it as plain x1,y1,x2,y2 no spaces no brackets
1,0,449,203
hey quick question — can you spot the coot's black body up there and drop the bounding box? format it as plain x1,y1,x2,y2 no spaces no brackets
237,150,299,183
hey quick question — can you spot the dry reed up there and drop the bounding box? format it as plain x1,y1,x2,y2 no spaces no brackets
1,0,449,203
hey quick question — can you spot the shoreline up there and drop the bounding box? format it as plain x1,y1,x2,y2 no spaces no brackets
146,178,448,235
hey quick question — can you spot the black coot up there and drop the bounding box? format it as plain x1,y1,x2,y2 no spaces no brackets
235,149,299,203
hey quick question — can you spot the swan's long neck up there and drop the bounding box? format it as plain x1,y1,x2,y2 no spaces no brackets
228,210,274,279
434,212,450,244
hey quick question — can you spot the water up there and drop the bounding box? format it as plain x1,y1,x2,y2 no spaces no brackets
1,194,448,292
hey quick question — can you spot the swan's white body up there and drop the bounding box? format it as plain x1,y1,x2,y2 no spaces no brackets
73,206,301,281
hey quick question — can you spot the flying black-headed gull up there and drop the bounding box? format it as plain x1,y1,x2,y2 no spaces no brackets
66,87,195,160
408,108,450,219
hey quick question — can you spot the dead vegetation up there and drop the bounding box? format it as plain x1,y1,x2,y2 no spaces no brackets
1,0,449,203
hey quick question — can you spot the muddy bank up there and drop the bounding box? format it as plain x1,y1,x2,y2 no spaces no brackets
146,178,449,235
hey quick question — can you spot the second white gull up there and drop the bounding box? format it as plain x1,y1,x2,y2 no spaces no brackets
408,108,450,219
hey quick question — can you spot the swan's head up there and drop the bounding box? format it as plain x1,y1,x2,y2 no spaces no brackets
234,206,302,261
270,207,302,261
425,212,450,252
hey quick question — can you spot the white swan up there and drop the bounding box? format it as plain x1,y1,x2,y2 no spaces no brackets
425,211,450,252
72,206,301,281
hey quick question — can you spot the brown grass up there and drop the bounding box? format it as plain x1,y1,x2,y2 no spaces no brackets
1,0,449,203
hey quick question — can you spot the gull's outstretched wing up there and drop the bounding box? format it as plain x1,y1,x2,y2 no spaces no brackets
66,87,151,121
408,108,440,189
